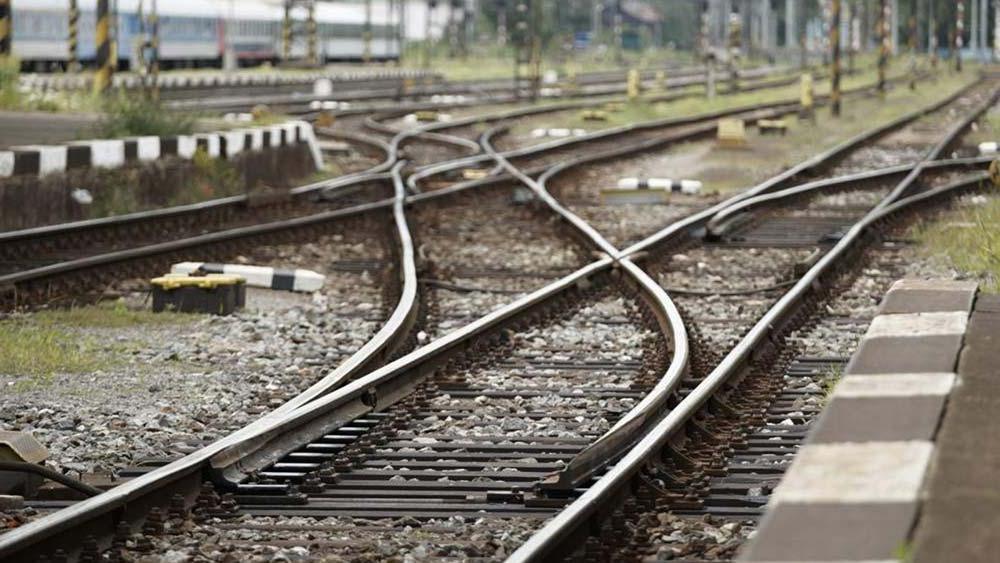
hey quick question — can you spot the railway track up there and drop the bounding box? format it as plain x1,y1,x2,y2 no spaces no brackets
503,80,999,562
0,72,995,562
0,70,895,310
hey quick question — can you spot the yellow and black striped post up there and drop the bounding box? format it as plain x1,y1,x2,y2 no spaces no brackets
68,0,79,71
307,1,317,65
831,0,841,116
94,0,114,93
282,0,293,61
0,0,11,57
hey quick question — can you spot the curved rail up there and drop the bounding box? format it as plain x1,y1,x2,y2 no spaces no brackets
508,80,998,561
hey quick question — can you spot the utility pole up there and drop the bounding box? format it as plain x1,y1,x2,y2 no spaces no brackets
614,0,624,64
982,0,989,61
957,0,965,71
149,0,159,100
424,0,435,69
512,0,540,101
497,0,508,46
283,0,293,62
0,0,9,58
68,0,79,71
94,0,114,93
309,0,319,65
879,0,889,92
363,0,372,63
831,0,841,116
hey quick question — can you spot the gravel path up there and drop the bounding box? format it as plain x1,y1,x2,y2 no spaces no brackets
0,228,389,480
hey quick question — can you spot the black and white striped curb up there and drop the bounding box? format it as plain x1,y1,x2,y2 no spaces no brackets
740,279,978,563
0,120,323,178
616,177,704,194
20,69,437,92
171,262,326,293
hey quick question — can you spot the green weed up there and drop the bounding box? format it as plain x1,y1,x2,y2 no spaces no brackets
95,93,196,138
915,191,1000,292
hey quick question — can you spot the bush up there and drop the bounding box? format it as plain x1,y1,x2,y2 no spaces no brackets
95,93,197,138
0,56,23,109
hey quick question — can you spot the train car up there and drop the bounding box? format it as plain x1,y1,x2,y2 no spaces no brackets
10,0,398,71
11,0,222,71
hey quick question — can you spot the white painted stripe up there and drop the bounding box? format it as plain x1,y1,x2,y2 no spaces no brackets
291,269,326,292
866,311,969,339
176,136,199,159
0,151,13,177
292,120,325,171
170,262,325,292
220,264,274,288
134,136,161,161
888,279,979,293
771,441,933,504
223,130,246,158
73,140,125,169
268,126,284,148
834,373,956,398
247,128,265,151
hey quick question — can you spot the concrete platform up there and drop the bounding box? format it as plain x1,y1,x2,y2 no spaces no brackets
740,279,981,562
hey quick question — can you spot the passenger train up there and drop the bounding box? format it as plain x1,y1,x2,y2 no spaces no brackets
9,0,400,71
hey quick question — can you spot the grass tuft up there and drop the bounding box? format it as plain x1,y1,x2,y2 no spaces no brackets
0,301,193,387
915,191,1000,292
95,93,197,137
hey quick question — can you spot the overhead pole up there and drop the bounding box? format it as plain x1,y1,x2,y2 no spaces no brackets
149,0,159,100
957,0,965,71
831,0,842,115
879,0,889,92
363,0,372,63
423,0,435,69
308,0,318,65
283,0,293,62
995,0,999,61
94,0,114,93
396,0,406,63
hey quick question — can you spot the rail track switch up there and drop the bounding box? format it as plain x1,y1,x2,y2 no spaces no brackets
0,432,48,496
717,119,747,147
151,274,246,316
758,119,788,135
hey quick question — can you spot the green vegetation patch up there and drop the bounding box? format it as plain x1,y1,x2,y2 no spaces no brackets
31,300,194,329
0,301,192,387
915,191,1000,292
95,93,197,138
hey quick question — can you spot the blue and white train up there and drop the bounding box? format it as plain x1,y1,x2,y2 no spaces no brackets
9,0,400,71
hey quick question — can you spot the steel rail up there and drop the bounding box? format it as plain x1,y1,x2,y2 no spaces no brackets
0,71,982,562
620,76,985,257
0,160,419,560
532,78,995,493
508,82,998,562
706,155,996,236
0,138,393,250
405,69,930,194
481,126,620,258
